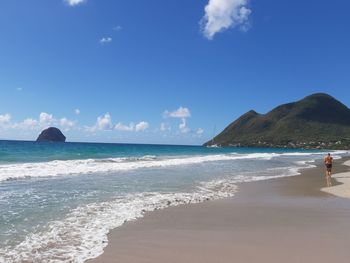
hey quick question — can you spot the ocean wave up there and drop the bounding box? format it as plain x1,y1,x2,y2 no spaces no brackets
0,152,325,263
1,150,348,182
94,155,158,163
281,150,348,157
0,149,348,262
0,166,306,263
0,152,295,182
0,162,308,263
0,179,238,263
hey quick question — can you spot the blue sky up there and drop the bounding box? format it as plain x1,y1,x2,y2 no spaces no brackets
0,0,349,144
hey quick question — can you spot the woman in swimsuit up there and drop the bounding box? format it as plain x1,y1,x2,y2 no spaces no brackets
324,153,333,187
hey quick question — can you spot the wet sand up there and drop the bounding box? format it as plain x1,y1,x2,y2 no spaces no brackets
321,159,350,198
91,157,350,263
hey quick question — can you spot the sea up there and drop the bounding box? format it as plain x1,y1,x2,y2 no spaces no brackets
0,140,348,262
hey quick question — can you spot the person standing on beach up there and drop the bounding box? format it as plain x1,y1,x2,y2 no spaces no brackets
324,153,333,187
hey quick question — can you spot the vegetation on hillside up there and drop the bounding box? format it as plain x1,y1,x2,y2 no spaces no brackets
204,93,350,149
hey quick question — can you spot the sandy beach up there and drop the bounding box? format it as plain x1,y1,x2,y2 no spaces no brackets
90,157,350,263
321,159,350,198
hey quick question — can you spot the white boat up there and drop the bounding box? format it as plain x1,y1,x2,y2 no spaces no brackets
206,125,221,148
206,144,220,148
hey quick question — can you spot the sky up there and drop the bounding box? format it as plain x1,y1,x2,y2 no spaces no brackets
0,0,350,145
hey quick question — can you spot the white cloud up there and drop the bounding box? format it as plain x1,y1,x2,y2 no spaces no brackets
1,112,77,134
64,0,86,6
75,109,80,115
22,118,38,129
14,118,39,130
86,114,149,133
135,121,149,132
16,88,23,91
201,0,251,40
113,25,123,31
115,122,135,132
163,107,192,133
22,118,38,126
60,118,75,131
160,122,171,132
20,113,74,130
163,106,191,118
0,114,11,124
95,113,113,131
39,112,54,126
179,118,190,134
100,37,112,45
196,128,204,135
8,112,74,131
114,121,149,132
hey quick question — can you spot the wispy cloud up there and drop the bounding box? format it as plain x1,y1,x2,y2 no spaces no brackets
163,107,192,134
115,121,149,132
38,112,76,131
1,110,202,141
39,112,54,127
179,118,190,134
64,0,86,6
60,118,76,131
100,37,112,45
196,128,204,135
201,0,251,40
160,122,171,132
115,122,134,132
75,109,80,115
135,121,149,132
113,25,123,31
15,118,39,130
93,113,113,131
1,112,76,131
0,114,11,126
87,113,149,133
163,106,191,118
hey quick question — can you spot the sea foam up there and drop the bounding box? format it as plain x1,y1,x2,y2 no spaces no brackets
0,167,307,263
0,178,238,263
1,151,343,182
1,150,348,262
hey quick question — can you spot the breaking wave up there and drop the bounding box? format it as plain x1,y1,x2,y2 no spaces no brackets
0,152,310,182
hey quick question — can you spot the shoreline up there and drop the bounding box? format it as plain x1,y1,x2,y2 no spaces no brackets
320,159,350,198
90,157,350,263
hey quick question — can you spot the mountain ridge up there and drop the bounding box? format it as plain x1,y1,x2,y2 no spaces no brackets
204,93,350,149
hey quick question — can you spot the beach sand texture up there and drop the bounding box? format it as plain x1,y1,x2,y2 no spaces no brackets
91,158,350,263
321,160,350,198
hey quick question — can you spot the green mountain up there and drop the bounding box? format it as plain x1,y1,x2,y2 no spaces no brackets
204,93,350,149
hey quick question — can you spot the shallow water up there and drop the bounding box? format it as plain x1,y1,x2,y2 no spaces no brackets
0,140,347,262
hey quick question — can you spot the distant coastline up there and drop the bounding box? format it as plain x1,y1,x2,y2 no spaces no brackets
205,141,348,150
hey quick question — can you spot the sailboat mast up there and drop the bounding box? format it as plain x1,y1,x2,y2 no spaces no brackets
211,125,216,145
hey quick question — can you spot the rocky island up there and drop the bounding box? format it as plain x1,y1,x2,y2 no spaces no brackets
36,127,66,142
205,93,350,149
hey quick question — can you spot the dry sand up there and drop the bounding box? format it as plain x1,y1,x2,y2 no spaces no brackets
91,158,350,263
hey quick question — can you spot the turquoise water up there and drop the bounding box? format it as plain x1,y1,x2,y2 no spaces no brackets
0,140,346,262
0,140,311,164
